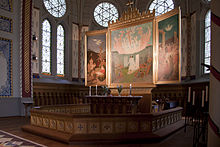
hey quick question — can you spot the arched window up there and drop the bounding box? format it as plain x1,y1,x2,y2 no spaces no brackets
57,25,65,76
42,19,51,74
204,10,211,74
94,2,119,27
43,0,66,18
149,0,174,16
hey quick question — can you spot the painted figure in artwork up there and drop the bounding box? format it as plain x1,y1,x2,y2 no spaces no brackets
158,14,179,82
87,56,96,79
87,34,106,85
111,22,153,83
128,55,138,74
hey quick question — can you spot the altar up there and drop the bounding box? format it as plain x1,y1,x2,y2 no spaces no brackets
85,95,142,114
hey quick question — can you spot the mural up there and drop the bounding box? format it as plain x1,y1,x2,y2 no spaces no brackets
0,38,12,97
0,16,12,33
110,22,153,84
157,12,180,83
85,30,106,86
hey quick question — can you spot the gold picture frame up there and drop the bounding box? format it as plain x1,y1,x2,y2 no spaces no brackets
155,7,181,84
85,29,108,86
107,8,156,88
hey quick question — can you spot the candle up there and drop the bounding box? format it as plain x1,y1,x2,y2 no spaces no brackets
192,91,195,105
202,90,205,107
129,84,132,96
205,86,208,102
188,87,191,102
96,85,97,95
89,86,91,96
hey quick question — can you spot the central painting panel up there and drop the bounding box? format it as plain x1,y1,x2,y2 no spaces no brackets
110,21,153,86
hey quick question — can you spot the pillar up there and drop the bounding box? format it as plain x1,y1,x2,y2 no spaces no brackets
208,0,220,146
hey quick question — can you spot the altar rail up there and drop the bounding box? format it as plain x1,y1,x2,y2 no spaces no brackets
22,105,183,143
33,82,209,115
33,82,100,106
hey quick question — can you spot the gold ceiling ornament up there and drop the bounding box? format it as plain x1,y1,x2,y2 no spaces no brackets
108,7,155,28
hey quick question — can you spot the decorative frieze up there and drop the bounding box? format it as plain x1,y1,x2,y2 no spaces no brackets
30,106,183,135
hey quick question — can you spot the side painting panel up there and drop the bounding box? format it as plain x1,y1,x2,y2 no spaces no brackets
85,30,107,86
156,9,181,84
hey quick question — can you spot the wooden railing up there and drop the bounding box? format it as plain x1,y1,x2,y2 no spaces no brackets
33,82,89,106
33,81,209,115
151,81,209,115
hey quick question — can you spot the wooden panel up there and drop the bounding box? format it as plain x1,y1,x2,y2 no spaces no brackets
33,82,89,106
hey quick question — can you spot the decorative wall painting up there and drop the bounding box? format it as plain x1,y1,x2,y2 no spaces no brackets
156,8,181,84
85,29,107,86
0,37,12,97
0,0,13,12
109,21,154,87
0,16,12,33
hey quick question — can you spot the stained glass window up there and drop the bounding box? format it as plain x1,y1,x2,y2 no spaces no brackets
43,0,66,18
57,25,65,75
149,0,174,16
42,19,51,74
204,10,211,74
94,2,119,27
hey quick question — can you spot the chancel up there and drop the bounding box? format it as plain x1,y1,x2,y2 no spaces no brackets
0,0,220,147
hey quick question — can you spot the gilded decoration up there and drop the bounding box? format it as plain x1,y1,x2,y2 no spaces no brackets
74,122,87,134
57,120,65,131
108,8,155,28
101,122,113,134
43,118,49,128
65,122,73,133
88,122,99,134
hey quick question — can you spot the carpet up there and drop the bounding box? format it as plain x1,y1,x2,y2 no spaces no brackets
0,130,47,147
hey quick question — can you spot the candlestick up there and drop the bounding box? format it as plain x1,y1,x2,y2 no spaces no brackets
89,86,91,96
96,85,97,95
202,90,205,107
129,84,132,96
188,87,191,102
205,86,208,102
192,91,195,105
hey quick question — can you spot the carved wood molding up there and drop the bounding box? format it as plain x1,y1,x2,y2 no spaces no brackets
108,7,155,28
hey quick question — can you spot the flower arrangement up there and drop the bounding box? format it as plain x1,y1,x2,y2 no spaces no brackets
117,85,123,96
102,86,111,95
